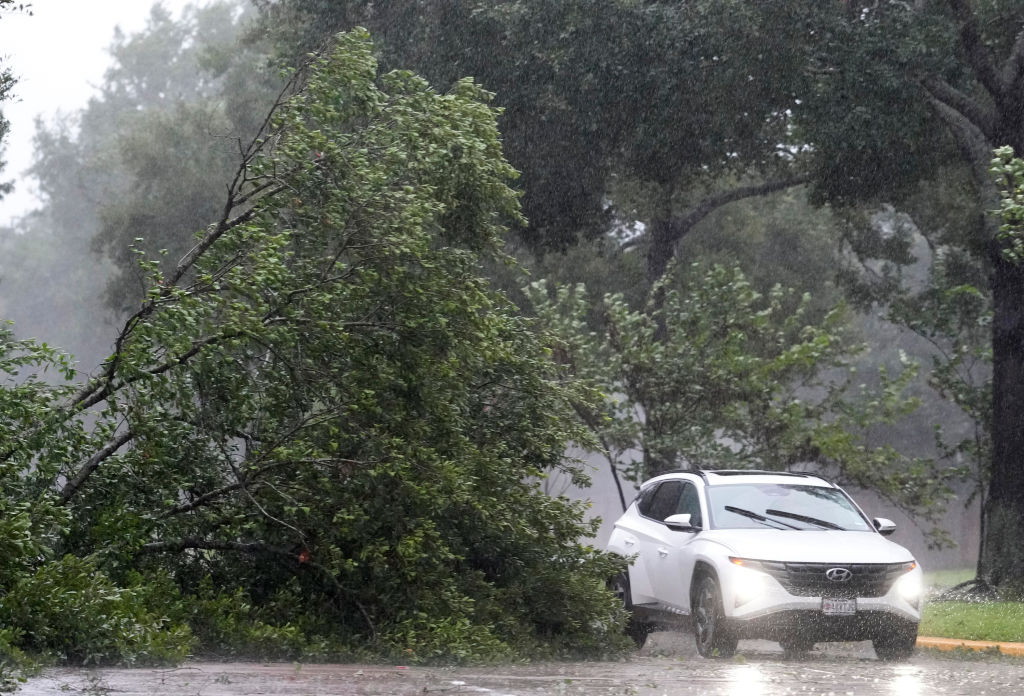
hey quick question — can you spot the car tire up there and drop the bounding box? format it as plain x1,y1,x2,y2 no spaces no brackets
608,572,649,649
693,574,738,658
873,628,917,661
779,637,814,655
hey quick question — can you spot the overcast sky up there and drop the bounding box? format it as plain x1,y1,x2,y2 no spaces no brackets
0,0,199,225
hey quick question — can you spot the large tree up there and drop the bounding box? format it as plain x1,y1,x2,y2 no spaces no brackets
277,0,1024,587
0,30,627,662
778,0,1024,589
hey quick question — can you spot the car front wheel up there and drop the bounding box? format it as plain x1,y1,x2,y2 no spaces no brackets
873,627,917,661
693,574,737,658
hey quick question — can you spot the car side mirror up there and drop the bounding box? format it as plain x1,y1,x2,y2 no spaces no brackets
873,517,897,536
664,513,700,532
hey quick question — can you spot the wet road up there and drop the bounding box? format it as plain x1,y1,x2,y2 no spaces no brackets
19,632,1024,695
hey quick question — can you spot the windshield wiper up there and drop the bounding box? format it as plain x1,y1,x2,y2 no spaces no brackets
765,508,844,530
724,505,799,530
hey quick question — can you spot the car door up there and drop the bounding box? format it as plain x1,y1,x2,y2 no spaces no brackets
612,485,659,604
656,481,704,612
632,481,688,608
632,479,705,612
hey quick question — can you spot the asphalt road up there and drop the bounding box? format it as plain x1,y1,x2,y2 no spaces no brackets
19,632,1024,695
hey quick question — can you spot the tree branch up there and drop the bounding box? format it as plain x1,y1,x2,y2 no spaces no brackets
168,191,283,289
672,175,809,236
946,0,1005,102
50,188,283,426
920,75,997,140
59,66,310,418
58,429,135,505
923,92,1001,209
160,457,360,518
570,402,629,511
1000,28,1024,95
646,175,808,280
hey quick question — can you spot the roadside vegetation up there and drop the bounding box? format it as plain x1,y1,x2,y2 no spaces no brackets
921,568,1024,645
921,603,1024,643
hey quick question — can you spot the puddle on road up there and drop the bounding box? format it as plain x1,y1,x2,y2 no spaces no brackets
889,664,924,696
16,636,1024,696
726,664,767,696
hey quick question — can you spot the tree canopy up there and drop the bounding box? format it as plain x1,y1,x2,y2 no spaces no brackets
254,0,811,262
779,0,1024,589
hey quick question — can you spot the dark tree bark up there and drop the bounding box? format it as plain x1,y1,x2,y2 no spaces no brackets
983,251,1024,586
928,0,1024,589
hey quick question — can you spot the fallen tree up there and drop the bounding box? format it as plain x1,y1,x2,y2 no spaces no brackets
0,30,627,665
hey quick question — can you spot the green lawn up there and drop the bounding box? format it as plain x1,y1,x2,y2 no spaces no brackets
920,601,1024,643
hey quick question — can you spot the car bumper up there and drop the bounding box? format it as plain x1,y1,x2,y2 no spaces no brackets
729,592,921,623
724,609,919,642
720,563,923,639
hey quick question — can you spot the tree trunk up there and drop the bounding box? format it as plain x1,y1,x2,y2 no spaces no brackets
972,100,1024,587
980,251,1024,589
646,188,676,283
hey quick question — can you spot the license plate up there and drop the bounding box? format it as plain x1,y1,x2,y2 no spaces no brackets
822,598,856,615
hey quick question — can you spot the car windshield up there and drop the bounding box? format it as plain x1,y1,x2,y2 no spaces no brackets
706,483,872,531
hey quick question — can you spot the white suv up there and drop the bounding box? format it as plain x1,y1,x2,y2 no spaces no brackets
606,470,922,660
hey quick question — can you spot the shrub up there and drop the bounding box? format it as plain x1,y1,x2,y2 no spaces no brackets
0,556,192,665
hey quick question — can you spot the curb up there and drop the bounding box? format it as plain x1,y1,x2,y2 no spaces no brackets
916,636,1024,657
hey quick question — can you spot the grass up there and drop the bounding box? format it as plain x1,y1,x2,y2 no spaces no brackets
920,601,1024,643
918,568,1024,645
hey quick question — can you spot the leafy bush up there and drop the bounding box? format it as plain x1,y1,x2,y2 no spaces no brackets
0,628,31,693
172,579,338,661
0,556,192,665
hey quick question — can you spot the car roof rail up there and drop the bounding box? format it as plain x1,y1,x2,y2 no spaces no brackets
646,468,830,485
700,469,830,482
643,468,706,483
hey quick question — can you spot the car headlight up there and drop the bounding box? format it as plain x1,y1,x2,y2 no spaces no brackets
730,557,774,607
894,566,922,606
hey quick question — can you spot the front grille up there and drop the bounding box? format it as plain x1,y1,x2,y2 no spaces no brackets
751,561,913,598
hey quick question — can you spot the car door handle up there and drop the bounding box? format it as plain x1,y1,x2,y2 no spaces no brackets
657,547,669,557
623,538,636,547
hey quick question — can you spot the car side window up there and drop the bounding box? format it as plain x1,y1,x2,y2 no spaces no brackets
677,482,702,528
646,481,683,522
636,484,659,517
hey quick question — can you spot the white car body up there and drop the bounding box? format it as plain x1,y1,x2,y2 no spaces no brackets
607,470,923,659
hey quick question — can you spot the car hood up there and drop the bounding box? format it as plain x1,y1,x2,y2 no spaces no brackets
702,529,914,564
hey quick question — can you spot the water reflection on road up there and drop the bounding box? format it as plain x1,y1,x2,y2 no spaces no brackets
728,664,766,696
890,664,924,696
19,634,1024,695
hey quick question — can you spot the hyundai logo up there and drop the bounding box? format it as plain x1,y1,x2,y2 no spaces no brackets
826,567,853,582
